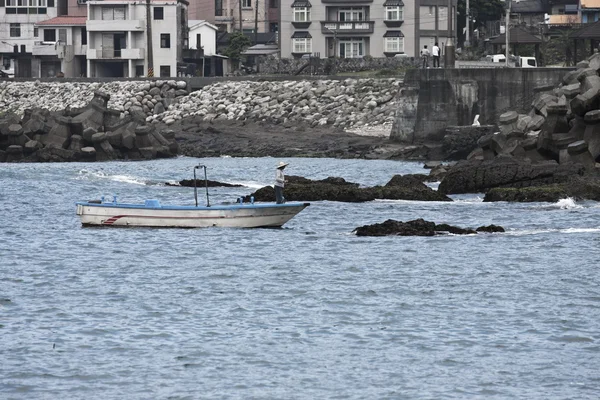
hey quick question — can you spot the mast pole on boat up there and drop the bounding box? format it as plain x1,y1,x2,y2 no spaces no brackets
194,164,210,207
193,166,199,207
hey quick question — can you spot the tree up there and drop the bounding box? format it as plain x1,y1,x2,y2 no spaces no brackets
457,0,505,46
223,32,252,69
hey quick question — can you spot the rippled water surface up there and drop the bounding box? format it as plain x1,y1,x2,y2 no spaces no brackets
2,157,600,399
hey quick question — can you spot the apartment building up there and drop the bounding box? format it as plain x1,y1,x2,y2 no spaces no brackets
192,0,279,34
85,0,187,77
279,0,456,59
0,0,59,76
33,16,87,77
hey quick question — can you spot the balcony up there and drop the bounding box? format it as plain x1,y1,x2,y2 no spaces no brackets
320,20,375,34
32,42,58,56
383,19,403,28
215,8,234,21
321,0,372,3
87,47,144,60
87,19,144,32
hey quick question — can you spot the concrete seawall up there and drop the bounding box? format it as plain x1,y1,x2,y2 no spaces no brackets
391,67,575,143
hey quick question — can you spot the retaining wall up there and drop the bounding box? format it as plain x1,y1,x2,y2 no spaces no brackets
391,67,575,143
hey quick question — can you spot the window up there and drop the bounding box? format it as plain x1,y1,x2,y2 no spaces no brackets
339,38,364,58
160,65,171,77
34,27,39,37
269,0,278,8
43,28,56,41
58,28,67,43
339,7,364,21
215,0,223,16
242,0,251,8
135,65,144,77
160,33,170,48
196,33,202,49
8,0,47,5
154,6,164,19
386,6,403,21
270,22,279,32
20,44,26,53
292,38,311,53
81,27,87,45
384,37,404,53
102,6,126,20
10,23,21,37
293,7,310,22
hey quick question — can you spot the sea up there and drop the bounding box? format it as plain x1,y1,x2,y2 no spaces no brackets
1,156,600,400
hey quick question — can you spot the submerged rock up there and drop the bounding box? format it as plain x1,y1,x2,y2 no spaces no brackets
166,179,244,188
483,177,600,202
353,218,504,236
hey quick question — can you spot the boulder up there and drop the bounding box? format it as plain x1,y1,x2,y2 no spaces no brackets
439,157,586,195
69,135,84,152
352,218,503,237
40,116,72,149
5,145,23,162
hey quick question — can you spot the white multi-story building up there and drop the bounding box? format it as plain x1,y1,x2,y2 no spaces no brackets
86,0,188,77
33,16,87,77
279,0,457,59
0,0,59,76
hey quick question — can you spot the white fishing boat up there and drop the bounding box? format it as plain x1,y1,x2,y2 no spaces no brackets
76,165,309,228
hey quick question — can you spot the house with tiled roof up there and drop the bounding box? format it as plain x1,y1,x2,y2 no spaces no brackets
0,0,59,77
32,16,87,77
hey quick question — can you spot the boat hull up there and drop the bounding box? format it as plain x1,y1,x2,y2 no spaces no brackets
76,201,310,228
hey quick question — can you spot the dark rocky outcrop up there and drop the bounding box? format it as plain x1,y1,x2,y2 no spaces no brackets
483,176,600,202
353,218,505,236
166,179,244,188
442,125,498,161
0,91,178,163
245,175,452,203
439,156,586,195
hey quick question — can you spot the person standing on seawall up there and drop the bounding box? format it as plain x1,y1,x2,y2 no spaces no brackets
421,45,430,69
432,42,440,68
275,161,288,204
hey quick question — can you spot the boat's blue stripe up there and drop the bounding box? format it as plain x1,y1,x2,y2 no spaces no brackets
75,202,309,211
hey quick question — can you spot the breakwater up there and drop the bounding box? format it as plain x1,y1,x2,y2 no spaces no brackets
0,78,401,132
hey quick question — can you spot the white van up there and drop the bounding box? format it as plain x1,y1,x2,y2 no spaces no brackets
517,56,537,68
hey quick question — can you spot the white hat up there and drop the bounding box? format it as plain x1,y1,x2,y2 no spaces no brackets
277,161,289,169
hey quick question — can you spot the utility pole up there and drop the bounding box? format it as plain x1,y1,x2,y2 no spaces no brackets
444,0,455,68
505,0,511,67
239,0,243,32
146,0,154,77
465,0,470,47
254,0,258,44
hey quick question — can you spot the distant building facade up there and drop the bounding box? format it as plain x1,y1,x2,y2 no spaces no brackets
85,0,188,77
279,0,456,59
0,0,59,76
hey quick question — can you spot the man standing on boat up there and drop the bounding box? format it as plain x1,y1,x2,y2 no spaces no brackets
275,161,288,204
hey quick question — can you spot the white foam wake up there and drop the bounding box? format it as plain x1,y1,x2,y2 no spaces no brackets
76,169,148,186
552,197,582,210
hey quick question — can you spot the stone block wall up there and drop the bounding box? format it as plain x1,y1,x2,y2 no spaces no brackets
256,55,419,75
